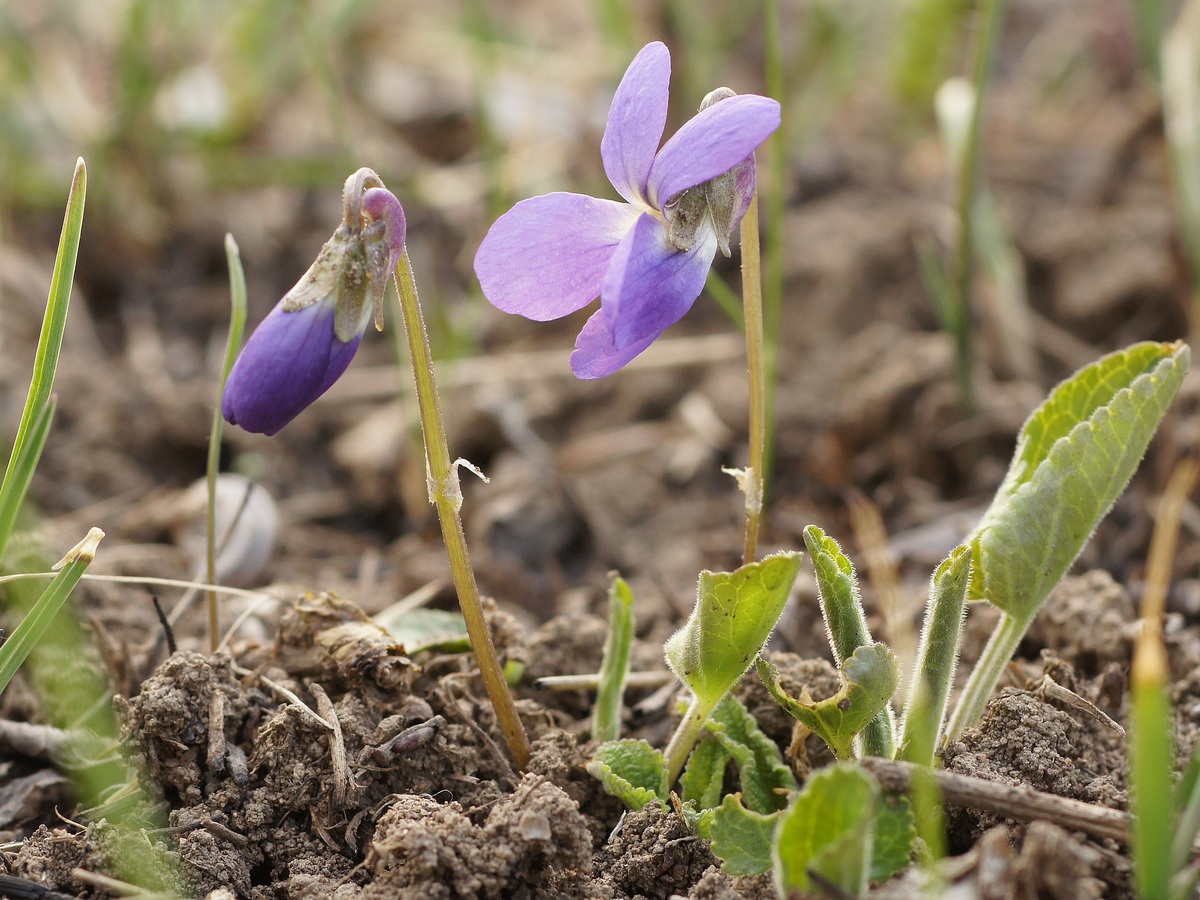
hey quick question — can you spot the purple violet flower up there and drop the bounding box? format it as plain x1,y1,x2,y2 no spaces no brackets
223,169,406,435
474,41,780,378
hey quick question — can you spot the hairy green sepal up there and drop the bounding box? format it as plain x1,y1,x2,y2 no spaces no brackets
757,643,899,761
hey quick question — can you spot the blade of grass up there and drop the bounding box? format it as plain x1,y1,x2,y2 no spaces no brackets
0,399,56,553
1131,459,1197,899
205,234,248,652
0,528,103,695
0,159,85,562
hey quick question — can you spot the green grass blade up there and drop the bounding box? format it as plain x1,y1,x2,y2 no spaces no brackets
0,159,86,561
1131,634,1175,899
0,398,56,557
593,576,636,742
0,528,102,695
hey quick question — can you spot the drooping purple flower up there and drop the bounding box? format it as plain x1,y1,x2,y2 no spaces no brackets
222,169,406,435
473,42,780,378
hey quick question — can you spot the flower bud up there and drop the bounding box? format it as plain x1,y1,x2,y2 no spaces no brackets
222,169,406,435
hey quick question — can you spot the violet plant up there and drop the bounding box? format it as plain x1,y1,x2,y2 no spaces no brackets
222,167,532,768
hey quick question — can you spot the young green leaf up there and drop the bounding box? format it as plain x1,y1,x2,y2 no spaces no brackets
898,545,970,766
0,528,103,695
680,737,729,813
773,763,879,897
664,551,802,711
803,526,895,758
662,552,802,782
757,643,899,761
710,793,779,876
871,793,916,881
948,341,1189,739
594,575,636,742
702,693,796,814
376,607,470,653
0,159,86,563
968,341,1189,618
586,739,668,811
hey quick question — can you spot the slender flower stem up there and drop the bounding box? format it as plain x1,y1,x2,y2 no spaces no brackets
943,608,1027,742
740,193,767,565
207,234,247,653
392,250,531,770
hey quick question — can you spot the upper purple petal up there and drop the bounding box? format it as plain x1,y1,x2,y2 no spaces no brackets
222,299,362,436
646,94,780,209
569,306,660,378
474,192,640,321
602,211,719,349
601,41,671,206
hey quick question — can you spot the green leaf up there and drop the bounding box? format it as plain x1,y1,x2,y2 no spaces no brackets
758,643,899,761
803,526,895,758
664,551,802,713
680,737,729,812
871,794,916,881
586,739,667,811
594,575,636,742
710,793,780,876
704,693,797,813
773,763,879,896
969,341,1189,619
376,607,470,653
0,159,85,563
0,528,103,695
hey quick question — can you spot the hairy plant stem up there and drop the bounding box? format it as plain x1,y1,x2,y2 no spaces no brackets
943,608,1027,741
740,193,767,565
392,251,531,770
664,694,711,785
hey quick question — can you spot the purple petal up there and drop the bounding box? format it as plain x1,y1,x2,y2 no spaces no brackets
474,192,640,321
601,41,671,206
569,306,660,378
222,300,362,436
362,186,407,272
647,95,780,209
602,211,718,349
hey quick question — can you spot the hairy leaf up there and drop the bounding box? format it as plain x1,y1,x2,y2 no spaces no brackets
969,341,1189,619
710,793,779,876
703,693,796,813
665,552,802,712
680,737,729,812
803,526,895,758
773,764,878,896
872,793,916,881
758,643,899,761
586,740,667,811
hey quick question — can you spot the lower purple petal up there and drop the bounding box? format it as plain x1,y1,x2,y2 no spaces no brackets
474,193,640,322
603,212,718,349
222,300,362,435
569,306,660,378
